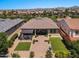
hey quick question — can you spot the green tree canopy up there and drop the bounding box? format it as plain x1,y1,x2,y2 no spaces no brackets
50,15,57,22
0,32,8,54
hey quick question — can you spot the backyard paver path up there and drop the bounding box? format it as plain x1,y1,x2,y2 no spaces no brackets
8,38,20,57
14,51,30,58
31,36,49,58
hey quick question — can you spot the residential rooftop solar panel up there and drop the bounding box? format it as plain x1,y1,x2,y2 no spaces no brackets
0,19,23,32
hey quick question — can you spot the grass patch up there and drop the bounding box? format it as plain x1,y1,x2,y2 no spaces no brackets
50,37,69,52
15,42,31,51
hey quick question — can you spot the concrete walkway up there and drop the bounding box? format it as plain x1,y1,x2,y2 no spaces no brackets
8,38,20,57
31,36,49,58
14,51,30,58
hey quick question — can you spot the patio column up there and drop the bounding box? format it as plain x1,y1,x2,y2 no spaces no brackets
70,30,73,37
48,29,51,35
35,29,36,36
48,29,50,33
21,33,24,39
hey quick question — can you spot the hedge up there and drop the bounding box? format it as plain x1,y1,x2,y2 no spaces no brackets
50,37,70,58
8,33,18,47
62,39,79,57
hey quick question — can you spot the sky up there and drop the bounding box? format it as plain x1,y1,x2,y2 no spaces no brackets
0,0,79,9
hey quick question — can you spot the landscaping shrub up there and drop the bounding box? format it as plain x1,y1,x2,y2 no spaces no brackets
30,51,34,58
45,50,52,58
8,33,18,48
72,41,79,54
62,40,73,49
55,51,70,58
50,37,70,58
12,53,20,58
69,49,79,58
62,39,79,58
44,40,49,44
8,40,14,47
11,33,18,41
33,40,38,44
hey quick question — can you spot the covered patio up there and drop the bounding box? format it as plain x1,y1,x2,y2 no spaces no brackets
20,17,59,39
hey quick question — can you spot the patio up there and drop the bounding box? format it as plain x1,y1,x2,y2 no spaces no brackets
30,36,49,58
20,17,59,40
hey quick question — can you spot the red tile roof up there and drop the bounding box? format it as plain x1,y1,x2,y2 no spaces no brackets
21,17,59,29
64,18,79,30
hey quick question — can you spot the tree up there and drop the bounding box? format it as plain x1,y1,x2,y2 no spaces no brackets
0,32,8,55
72,41,79,54
50,15,57,22
70,49,79,58
64,9,69,16
62,40,72,50
42,10,47,17
3,11,6,16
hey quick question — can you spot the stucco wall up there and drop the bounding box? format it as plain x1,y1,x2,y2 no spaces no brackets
70,30,79,37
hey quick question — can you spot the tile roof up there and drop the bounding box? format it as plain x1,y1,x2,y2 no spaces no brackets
0,19,23,32
64,18,79,30
21,17,59,29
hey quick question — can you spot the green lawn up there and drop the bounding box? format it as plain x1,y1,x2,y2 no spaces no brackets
50,37,69,53
15,42,31,51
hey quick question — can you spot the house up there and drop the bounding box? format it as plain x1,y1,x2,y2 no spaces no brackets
0,19,23,36
20,17,59,39
57,17,79,41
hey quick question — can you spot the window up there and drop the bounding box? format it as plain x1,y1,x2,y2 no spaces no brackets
50,29,58,33
75,31,79,35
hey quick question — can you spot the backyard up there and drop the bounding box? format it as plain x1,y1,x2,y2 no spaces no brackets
15,42,31,51
50,37,70,58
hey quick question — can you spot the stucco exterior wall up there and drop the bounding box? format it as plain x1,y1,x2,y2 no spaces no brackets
70,30,79,37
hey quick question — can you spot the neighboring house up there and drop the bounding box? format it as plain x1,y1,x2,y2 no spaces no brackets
20,17,59,39
0,19,23,36
57,18,79,41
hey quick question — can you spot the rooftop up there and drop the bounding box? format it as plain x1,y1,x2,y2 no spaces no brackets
21,17,59,29
64,18,79,30
0,19,23,32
